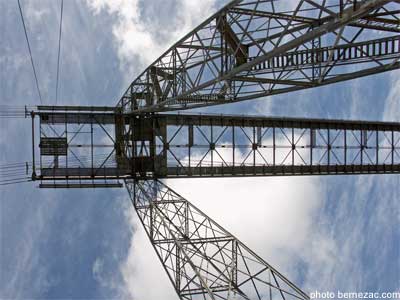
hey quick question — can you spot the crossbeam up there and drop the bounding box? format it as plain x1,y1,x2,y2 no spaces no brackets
32,109,400,184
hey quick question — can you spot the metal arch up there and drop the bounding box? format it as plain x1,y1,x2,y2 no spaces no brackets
116,0,400,113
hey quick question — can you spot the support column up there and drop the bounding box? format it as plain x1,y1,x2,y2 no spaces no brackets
126,179,310,300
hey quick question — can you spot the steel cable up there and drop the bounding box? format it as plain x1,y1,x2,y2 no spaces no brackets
17,0,43,104
55,0,64,105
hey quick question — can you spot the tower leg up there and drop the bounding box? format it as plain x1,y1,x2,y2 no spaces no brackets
125,179,310,300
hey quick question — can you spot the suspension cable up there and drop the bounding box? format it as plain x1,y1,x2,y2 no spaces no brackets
17,0,43,104
55,0,64,105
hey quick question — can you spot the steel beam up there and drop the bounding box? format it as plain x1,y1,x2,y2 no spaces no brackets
34,111,400,182
151,114,400,178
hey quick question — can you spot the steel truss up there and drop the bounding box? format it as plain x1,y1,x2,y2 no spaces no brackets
132,114,400,178
34,109,400,184
117,0,400,113
126,179,309,300
29,1,400,299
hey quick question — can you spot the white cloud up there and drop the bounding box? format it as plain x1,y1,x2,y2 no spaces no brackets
119,211,177,300
0,196,58,298
93,257,105,282
85,0,218,78
166,176,324,271
383,70,400,121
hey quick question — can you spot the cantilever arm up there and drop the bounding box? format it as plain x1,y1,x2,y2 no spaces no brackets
117,0,400,113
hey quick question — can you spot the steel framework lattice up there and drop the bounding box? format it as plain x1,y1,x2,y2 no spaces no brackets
117,0,400,113
126,179,309,300
34,111,400,183
26,0,400,299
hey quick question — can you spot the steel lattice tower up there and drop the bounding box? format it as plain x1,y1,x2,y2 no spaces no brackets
25,1,399,299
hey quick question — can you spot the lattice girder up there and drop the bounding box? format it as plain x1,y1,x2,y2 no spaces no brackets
117,0,400,113
126,179,310,300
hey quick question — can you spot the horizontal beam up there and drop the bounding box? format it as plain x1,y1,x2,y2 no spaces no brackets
232,76,314,87
37,105,116,112
37,111,400,131
39,183,123,188
38,164,400,180
166,164,400,178
40,168,129,179
39,112,116,124
35,111,400,182
162,113,400,131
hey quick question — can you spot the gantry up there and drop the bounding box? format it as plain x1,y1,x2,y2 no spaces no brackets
27,1,399,299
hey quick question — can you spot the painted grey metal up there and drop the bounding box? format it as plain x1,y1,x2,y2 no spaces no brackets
126,179,310,300
116,0,400,113
35,111,400,182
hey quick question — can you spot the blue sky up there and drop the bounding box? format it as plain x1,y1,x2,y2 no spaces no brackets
0,0,399,299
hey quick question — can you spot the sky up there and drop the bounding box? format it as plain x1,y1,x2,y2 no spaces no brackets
0,0,399,299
